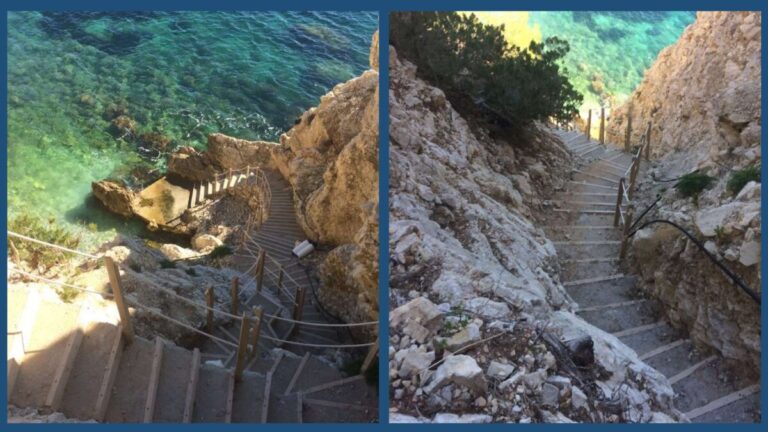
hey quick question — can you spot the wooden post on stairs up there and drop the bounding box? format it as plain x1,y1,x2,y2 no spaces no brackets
230,277,239,315
228,168,234,189
234,313,250,382
585,109,592,140
613,179,625,227
645,121,652,161
599,107,606,144
620,206,634,260
624,109,633,152
104,256,134,343
255,250,266,292
205,287,214,334
290,287,306,339
249,306,264,359
276,265,284,298
360,337,379,375
245,165,251,178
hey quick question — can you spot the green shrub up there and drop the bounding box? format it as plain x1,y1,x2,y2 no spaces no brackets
727,165,760,196
185,267,197,277
159,259,176,269
341,357,378,386
390,12,582,126
8,214,82,269
208,245,233,260
675,172,715,205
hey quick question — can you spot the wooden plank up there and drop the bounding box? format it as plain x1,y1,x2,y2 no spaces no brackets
44,310,85,411
599,107,605,144
614,179,625,227
255,251,266,292
230,277,240,315
669,355,717,385
205,287,214,334
234,314,251,382
104,257,134,342
249,307,265,360
182,348,201,423
94,325,124,421
585,108,592,140
143,337,165,422
360,338,380,374
562,274,625,287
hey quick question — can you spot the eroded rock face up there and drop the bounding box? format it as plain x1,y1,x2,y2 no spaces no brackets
273,31,380,330
168,134,278,181
92,180,136,217
606,12,761,370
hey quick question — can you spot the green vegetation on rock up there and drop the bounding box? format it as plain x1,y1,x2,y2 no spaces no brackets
390,12,583,127
727,165,760,196
8,213,83,269
675,172,715,205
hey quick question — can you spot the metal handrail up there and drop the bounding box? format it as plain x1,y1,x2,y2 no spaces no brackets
626,219,760,304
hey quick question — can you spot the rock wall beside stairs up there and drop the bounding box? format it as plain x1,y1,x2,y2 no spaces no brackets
605,11,761,371
388,45,683,423
271,31,380,332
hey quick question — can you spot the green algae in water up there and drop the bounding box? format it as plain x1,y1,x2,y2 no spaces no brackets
7,11,377,248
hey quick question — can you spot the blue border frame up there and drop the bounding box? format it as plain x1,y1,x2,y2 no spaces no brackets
2,0,767,429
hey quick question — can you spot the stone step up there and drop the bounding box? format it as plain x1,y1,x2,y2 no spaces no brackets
673,357,756,415
287,356,344,394
192,364,233,423
153,341,195,422
556,241,621,260
561,258,621,280
104,336,157,422
689,384,760,423
645,341,712,379
548,211,617,228
7,288,39,400
566,180,619,193
300,376,377,423
545,226,620,242
572,170,621,188
10,300,82,409
615,321,683,357
266,352,304,422
231,371,268,423
576,299,661,334
566,276,637,308
60,321,123,421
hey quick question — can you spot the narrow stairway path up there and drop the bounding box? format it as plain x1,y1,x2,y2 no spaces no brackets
542,128,761,423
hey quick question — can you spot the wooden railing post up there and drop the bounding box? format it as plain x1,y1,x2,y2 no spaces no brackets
599,107,605,144
645,121,652,161
276,265,284,299
289,287,306,339
585,109,592,140
104,256,134,343
628,157,640,199
360,337,379,374
230,277,239,315
205,287,214,334
255,250,266,292
228,168,234,189
613,179,625,227
245,165,251,178
234,313,250,382
620,206,634,260
624,112,633,152
249,307,264,359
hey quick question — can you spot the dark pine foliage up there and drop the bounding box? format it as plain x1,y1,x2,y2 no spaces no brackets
390,12,583,128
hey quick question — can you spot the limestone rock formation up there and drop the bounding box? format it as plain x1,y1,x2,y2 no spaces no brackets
606,12,761,371
388,46,684,422
272,31,380,329
92,180,136,217
168,134,278,181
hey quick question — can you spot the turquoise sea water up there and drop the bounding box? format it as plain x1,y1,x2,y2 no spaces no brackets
7,11,377,245
529,11,695,110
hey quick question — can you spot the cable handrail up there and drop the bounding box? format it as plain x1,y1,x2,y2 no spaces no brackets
7,231,99,260
626,219,760,304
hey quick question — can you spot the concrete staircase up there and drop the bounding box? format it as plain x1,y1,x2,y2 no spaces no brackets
543,128,761,423
6,284,376,423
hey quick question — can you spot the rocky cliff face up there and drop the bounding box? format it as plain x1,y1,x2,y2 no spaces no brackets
272,32,380,330
605,12,761,371
388,47,682,423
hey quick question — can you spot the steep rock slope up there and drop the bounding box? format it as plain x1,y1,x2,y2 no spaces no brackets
271,32,379,330
605,12,761,371
388,47,682,423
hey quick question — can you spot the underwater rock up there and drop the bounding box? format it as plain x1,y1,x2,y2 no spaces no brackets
109,115,137,138
138,131,172,153
91,179,136,217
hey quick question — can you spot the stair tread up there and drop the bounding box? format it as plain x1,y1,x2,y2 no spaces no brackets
154,342,194,422
231,372,267,423
104,337,156,422
673,358,755,413
192,365,232,423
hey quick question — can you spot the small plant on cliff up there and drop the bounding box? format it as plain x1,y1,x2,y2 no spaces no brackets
8,214,82,269
675,172,715,206
390,12,583,127
727,165,760,196
159,259,176,269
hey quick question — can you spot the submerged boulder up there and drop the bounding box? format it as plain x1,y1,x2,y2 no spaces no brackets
92,180,136,217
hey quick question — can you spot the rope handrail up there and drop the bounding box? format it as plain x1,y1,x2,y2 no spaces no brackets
626,219,760,304
9,267,115,299
7,231,99,260
259,334,376,348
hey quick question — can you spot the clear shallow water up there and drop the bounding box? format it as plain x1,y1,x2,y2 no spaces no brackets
7,11,377,246
529,11,696,110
